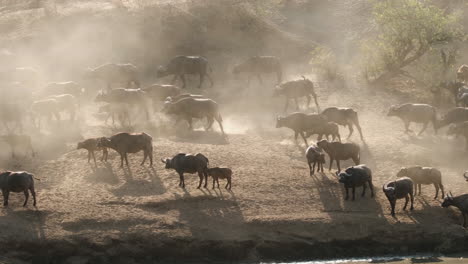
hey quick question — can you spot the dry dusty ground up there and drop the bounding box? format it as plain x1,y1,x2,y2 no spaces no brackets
0,77,467,263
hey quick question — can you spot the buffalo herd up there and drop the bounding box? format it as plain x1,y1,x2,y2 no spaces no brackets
1,55,468,228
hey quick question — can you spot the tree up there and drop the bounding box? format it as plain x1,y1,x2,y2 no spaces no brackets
362,0,464,85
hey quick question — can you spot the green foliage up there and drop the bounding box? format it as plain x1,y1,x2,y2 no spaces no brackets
362,0,464,83
409,47,459,84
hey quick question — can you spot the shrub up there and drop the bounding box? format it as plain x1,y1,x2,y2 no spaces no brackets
362,0,464,85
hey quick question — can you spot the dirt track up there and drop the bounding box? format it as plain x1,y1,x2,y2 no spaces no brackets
1,79,468,263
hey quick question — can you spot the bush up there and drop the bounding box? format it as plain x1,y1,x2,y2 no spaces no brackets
362,0,464,85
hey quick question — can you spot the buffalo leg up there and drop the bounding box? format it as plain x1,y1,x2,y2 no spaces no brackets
3,190,9,206
11,146,16,158
276,70,282,84
320,161,324,172
133,79,141,89
197,172,203,189
361,184,366,197
216,178,220,188
124,153,130,167
410,192,414,210
390,200,396,216
463,213,467,228
206,117,215,130
198,73,205,89
171,75,178,85
178,172,184,188
418,184,422,195
300,131,308,147
212,177,216,189
119,153,124,167
294,97,300,110
31,187,36,206
102,148,108,162
198,74,204,89
206,73,214,88
149,149,153,167
87,151,91,163
204,171,208,188
29,143,35,157
216,115,225,135
141,151,148,166
306,95,311,109
403,195,409,210
23,190,29,207
187,118,193,130
404,120,413,133
418,122,428,136
369,180,374,197
143,105,150,121
347,123,354,139
336,160,341,172
329,158,334,171
352,186,356,201
433,183,439,199
180,75,186,89
313,95,320,113
439,184,444,199
92,151,97,166
413,184,417,197
309,162,313,176
352,156,360,165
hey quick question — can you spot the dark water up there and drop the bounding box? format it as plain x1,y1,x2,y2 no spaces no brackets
266,255,467,264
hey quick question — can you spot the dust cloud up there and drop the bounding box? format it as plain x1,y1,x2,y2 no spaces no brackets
0,0,467,263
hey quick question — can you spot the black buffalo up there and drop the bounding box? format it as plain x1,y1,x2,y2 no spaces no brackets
161,153,209,188
157,56,213,89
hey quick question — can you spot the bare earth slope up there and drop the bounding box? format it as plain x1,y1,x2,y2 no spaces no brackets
1,82,468,263
0,1,468,263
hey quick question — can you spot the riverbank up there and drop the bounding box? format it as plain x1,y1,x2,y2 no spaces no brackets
0,213,467,263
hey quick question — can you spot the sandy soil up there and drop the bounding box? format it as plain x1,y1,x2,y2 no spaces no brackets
0,77,467,263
